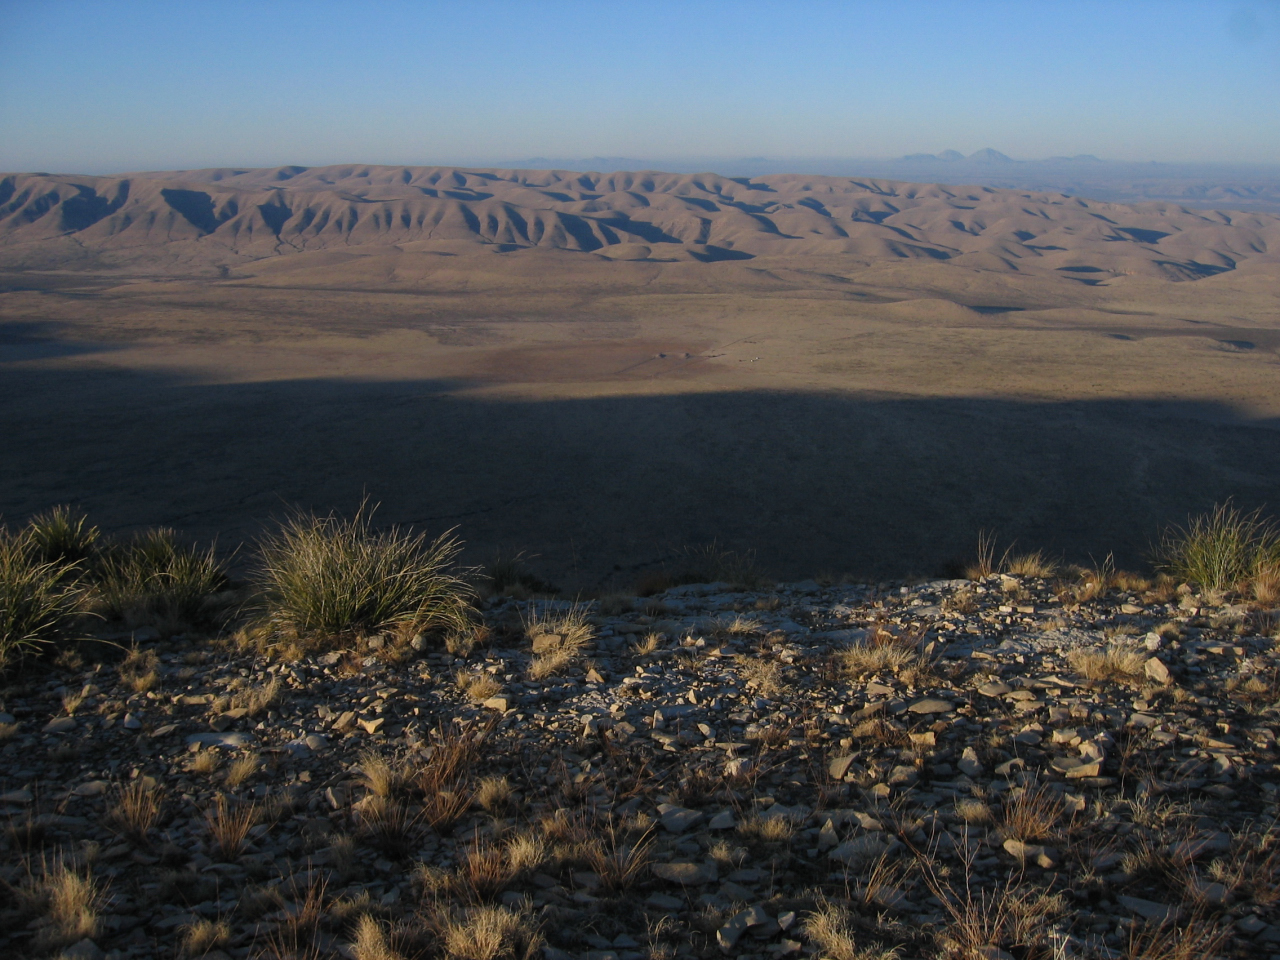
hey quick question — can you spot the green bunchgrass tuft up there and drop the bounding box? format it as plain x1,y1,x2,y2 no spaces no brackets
27,505,100,566
1157,501,1280,594
256,502,473,643
0,523,83,670
95,528,228,633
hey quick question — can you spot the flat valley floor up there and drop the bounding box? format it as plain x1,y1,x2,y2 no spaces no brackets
3,247,1280,587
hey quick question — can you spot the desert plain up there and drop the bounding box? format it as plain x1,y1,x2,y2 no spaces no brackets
2,165,1280,584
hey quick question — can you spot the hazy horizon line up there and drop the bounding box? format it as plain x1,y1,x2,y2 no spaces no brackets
11,152,1280,180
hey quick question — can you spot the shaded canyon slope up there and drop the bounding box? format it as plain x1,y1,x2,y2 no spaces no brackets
2,165,1279,282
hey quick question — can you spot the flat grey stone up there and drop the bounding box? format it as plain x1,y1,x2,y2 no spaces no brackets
186,732,255,749
646,892,685,910
657,803,703,833
1144,657,1172,685
828,755,856,780
908,698,954,714
829,835,895,865
1117,895,1179,922
708,809,736,830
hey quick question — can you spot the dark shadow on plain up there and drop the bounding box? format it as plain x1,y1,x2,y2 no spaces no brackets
2,355,1279,588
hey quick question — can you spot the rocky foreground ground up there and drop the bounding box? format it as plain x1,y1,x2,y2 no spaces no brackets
3,573,1279,960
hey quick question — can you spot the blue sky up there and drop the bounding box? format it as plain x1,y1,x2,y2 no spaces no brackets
1,0,1278,173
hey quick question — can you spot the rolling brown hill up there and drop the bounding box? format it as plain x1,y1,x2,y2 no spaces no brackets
3,165,1280,586
2,165,1279,282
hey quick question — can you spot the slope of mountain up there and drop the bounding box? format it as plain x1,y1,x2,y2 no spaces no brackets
1,165,1278,282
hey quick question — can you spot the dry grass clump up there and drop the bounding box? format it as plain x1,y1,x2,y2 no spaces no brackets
351,914,406,960
256,501,473,644
191,749,220,776
800,899,897,960
585,823,654,891
1000,782,1063,842
524,603,594,679
719,614,761,636
838,627,929,680
965,530,1004,580
476,775,514,814
106,778,163,845
118,645,160,693
417,722,482,830
849,717,909,746
504,831,549,875
1227,668,1279,710
459,838,518,900
60,685,88,716
257,879,329,958
0,521,84,670
1068,644,1147,687
1157,501,1280,594
204,795,258,860
455,668,502,702
225,753,260,789
230,676,282,715
357,795,420,853
24,863,103,950
439,903,543,960
738,814,797,843
1253,562,1280,606
181,918,231,956
1060,554,1149,602
955,798,994,825
739,657,784,698
933,881,1064,960
631,631,663,656
1123,918,1228,960
95,527,228,632
360,750,412,799
1003,551,1057,579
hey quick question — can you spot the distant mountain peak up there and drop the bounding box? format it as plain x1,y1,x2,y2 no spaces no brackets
968,148,1014,163
937,149,966,161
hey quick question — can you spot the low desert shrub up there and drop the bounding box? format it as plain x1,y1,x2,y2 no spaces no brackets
95,527,228,632
256,503,473,642
0,523,83,670
1157,501,1280,594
